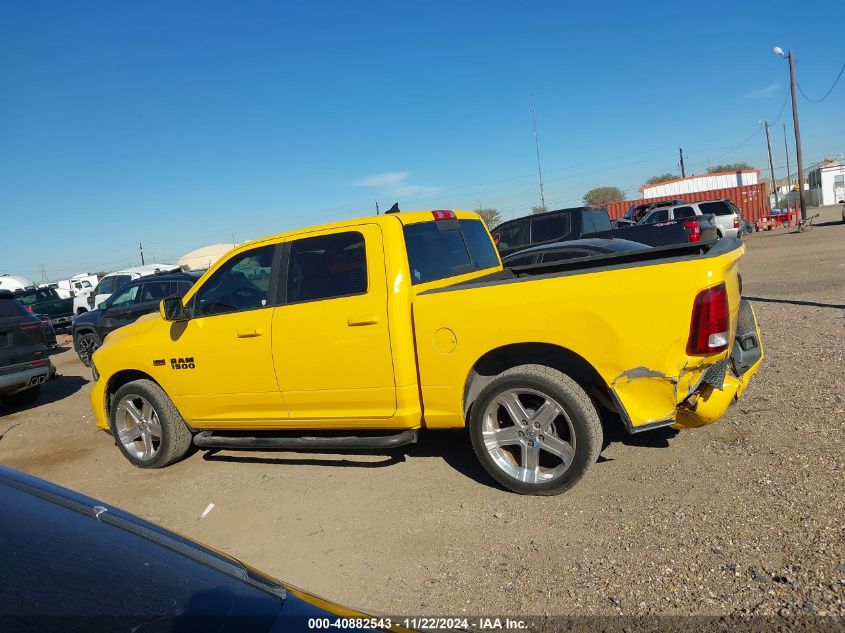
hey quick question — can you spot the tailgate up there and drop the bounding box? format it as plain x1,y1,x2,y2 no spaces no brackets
0,318,47,369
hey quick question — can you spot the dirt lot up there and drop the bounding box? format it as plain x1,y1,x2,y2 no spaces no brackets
1,207,843,619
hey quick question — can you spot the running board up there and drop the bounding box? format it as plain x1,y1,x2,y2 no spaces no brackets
193,430,418,451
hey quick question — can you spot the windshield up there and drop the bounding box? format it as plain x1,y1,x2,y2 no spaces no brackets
403,219,500,285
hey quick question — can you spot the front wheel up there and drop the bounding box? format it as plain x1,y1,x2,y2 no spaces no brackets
110,379,192,468
75,332,100,367
469,364,603,495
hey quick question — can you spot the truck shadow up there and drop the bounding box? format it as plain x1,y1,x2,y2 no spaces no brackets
201,449,405,469
198,422,679,491
0,375,89,417
600,415,679,451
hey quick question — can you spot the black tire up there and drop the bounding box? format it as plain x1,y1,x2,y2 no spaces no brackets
1,385,41,408
469,364,603,496
109,379,192,469
75,332,100,367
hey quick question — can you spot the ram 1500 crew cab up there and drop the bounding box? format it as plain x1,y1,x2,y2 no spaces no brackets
89,210,763,495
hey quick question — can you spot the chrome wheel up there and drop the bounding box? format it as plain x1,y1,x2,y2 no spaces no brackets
114,394,162,462
481,388,575,484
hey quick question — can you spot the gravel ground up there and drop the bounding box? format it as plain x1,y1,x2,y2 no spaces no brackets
1,205,843,624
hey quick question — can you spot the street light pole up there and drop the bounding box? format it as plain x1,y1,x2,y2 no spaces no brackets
774,46,807,221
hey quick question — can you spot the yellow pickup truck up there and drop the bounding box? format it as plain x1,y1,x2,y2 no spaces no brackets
89,210,762,495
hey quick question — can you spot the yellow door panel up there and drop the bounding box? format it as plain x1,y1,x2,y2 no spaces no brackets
169,307,287,425
272,224,397,421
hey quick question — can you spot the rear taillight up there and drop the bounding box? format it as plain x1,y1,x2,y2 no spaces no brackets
733,217,740,228
432,210,457,220
27,305,34,313
687,282,729,355
683,220,701,243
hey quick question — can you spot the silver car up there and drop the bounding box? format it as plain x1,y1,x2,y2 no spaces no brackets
640,199,742,238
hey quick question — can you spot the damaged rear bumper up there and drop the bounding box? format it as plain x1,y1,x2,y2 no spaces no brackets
674,299,763,428
612,299,763,433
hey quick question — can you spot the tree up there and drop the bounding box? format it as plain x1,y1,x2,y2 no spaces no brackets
476,208,502,228
531,205,547,215
706,162,752,174
644,173,679,187
583,186,625,206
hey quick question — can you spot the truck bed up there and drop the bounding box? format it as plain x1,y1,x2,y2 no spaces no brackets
412,237,746,430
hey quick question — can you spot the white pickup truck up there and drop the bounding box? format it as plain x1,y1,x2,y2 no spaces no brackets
74,264,180,315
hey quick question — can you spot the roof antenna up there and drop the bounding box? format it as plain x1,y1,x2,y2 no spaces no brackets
386,203,400,214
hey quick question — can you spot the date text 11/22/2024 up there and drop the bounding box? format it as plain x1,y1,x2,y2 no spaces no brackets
306,617,529,630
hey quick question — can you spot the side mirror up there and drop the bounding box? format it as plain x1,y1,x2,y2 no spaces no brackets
160,297,189,321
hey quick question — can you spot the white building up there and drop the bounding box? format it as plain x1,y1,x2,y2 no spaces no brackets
177,244,236,271
641,170,760,199
807,161,845,206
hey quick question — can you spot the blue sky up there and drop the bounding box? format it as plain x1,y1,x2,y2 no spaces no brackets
2,0,843,279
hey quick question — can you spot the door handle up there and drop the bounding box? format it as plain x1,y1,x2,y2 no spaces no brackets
236,328,263,338
347,315,379,327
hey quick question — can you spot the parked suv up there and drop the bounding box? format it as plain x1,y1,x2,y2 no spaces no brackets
640,199,742,238
72,271,203,366
0,290,52,408
74,264,181,315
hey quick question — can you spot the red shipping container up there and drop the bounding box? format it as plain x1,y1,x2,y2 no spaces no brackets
605,183,769,223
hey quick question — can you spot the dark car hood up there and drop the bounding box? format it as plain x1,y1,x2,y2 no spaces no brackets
0,467,389,632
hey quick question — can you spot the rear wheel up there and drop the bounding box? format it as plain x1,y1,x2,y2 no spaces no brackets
75,332,100,367
1,385,41,408
469,364,602,495
110,379,192,468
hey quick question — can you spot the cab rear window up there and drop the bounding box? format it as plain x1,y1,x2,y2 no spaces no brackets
699,201,735,216
403,219,500,285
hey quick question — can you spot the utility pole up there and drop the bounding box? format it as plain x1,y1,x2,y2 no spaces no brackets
775,48,807,220
375,200,380,215
783,123,792,200
679,147,686,178
530,95,546,211
788,50,806,220
762,120,777,205
38,263,49,283
139,242,145,266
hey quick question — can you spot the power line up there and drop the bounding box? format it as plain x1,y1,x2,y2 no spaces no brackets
770,89,790,125
797,60,845,103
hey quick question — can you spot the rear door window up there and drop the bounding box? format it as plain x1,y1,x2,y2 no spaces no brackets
287,232,367,303
699,201,734,216
642,209,669,224
138,281,173,304
404,219,499,285
492,219,529,251
584,211,611,233
673,206,696,219
531,214,570,243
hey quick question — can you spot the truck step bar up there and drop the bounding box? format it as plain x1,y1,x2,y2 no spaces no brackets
192,430,418,451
